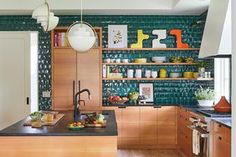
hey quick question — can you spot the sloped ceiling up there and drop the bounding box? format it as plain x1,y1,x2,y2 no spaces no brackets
0,0,209,15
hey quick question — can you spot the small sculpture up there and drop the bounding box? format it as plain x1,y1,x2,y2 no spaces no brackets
131,30,149,48
169,29,189,48
152,30,167,48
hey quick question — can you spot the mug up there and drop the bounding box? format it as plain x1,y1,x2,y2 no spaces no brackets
151,71,158,78
127,69,134,78
135,69,142,78
122,59,129,63
115,59,121,63
145,70,151,78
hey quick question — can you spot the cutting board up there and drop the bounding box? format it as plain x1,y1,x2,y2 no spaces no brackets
23,113,64,126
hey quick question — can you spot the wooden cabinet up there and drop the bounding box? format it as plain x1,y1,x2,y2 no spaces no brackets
52,49,76,110
212,122,231,157
51,27,102,110
103,106,178,149
157,106,177,146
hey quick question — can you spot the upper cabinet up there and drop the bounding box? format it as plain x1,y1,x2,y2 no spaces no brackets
51,27,102,110
199,0,231,58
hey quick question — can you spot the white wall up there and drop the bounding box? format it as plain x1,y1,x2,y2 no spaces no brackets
232,0,235,156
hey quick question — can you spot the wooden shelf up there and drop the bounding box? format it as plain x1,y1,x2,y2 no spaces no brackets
53,47,71,49
103,78,214,81
102,63,197,66
102,48,200,51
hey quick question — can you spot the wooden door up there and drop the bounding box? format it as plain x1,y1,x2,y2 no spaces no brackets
52,49,76,110
0,32,34,129
121,107,140,147
140,107,158,145
157,106,177,146
76,49,101,109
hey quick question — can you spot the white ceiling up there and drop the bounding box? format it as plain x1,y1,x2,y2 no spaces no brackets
0,0,210,15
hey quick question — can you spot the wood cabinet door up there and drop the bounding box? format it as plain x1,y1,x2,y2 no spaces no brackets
52,49,76,110
76,49,101,108
157,106,177,145
140,107,158,145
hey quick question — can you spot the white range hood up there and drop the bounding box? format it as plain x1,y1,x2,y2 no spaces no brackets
199,0,231,58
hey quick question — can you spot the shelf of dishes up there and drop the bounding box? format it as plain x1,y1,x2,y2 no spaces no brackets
103,56,197,64
102,78,214,81
102,66,213,81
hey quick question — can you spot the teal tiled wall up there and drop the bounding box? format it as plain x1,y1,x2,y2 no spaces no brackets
0,15,213,109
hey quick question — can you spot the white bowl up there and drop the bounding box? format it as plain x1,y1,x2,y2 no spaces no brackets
152,57,166,62
197,100,214,107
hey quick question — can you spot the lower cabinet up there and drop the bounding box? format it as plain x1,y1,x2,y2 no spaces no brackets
103,106,177,149
212,121,231,157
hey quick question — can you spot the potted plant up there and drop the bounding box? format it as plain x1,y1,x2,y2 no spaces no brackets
194,86,215,107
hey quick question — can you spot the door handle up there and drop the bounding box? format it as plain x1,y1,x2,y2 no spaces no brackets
26,97,29,105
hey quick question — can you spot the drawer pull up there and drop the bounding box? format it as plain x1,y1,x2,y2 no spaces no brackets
118,106,126,108
218,136,222,140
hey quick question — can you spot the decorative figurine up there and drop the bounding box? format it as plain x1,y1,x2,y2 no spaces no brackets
152,30,167,48
131,30,149,48
169,29,189,48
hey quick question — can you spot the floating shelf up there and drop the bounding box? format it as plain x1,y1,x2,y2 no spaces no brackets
102,48,200,51
102,63,197,66
103,78,214,81
53,47,71,49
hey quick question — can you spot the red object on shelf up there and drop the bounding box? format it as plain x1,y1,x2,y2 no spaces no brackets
214,96,231,113
169,29,189,48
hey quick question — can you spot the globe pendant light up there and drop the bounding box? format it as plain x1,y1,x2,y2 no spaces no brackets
67,0,96,52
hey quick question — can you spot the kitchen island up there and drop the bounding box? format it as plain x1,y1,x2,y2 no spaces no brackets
0,110,118,157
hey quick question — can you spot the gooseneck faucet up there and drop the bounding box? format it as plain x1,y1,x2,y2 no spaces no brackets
73,81,91,122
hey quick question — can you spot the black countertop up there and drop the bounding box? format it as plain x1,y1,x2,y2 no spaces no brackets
0,110,118,136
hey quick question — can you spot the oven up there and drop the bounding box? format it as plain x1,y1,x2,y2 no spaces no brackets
188,116,210,157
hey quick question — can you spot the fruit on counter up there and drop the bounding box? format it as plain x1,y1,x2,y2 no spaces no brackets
128,92,139,100
185,57,194,63
68,122,85,128
108,95,129,104
170,56,183,63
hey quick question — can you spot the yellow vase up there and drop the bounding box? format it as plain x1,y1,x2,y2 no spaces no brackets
159,69,167,78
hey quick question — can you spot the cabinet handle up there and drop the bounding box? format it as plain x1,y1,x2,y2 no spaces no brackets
26,97,29,105
153,106,161,108
118,106,126,108
218,124,222,128
218,136,222,140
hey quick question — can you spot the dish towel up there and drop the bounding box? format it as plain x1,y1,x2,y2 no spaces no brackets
192,129,200,155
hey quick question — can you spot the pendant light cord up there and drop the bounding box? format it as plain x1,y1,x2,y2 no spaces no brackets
80,0,83,24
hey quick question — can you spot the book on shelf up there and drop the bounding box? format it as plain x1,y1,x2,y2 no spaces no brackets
54,32,69,47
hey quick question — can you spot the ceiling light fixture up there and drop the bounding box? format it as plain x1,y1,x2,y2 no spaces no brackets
32,1,59,32
67,0,96,52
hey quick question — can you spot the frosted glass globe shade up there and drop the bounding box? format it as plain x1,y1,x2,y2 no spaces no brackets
67,23,96,52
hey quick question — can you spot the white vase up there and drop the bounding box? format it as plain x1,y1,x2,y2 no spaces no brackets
197,100,214,107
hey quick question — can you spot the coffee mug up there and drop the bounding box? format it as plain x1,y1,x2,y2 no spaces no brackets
145,70,151,78
151,71,158,78
135,69,142,78
127,69,134,78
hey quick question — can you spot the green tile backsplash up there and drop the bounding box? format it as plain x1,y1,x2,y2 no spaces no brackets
0,14,213,109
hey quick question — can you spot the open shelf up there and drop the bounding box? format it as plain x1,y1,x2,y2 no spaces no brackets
102,78,214,81
102,48,200,51
102,63,197,66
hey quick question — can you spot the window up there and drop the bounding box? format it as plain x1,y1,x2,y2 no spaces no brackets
214,58,231,102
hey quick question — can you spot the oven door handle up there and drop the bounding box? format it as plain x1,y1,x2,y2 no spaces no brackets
187,125,209,138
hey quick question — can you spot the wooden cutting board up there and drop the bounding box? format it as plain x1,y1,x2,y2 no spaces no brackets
23,113,64,126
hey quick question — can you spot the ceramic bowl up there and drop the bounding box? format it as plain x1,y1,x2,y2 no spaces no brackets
169,72,182,78
152,56,166,63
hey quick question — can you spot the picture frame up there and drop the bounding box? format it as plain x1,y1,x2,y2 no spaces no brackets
139,83,154,103
108,25,127,48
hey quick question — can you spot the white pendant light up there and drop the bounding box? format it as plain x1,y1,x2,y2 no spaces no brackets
67,0,96,52
32,1,59,32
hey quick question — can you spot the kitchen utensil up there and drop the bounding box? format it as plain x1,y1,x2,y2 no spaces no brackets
214,96,231,113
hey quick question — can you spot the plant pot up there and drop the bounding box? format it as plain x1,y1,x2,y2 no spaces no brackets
197,100,214,107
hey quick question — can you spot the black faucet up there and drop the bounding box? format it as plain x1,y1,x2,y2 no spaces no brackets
73,81,91,122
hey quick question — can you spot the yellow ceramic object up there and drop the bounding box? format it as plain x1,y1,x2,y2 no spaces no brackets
183,72,194,78
159,68,167,78
134,58,147,63
193,72,199,78
131,30,149,48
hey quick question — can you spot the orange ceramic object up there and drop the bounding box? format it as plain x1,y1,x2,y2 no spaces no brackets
169,29,189,48
214,96,231,113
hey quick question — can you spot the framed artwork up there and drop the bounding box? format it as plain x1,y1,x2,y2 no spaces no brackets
139,83,154,103
108,25,127,48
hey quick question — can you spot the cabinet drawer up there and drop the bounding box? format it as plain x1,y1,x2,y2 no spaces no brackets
213,122,231,143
